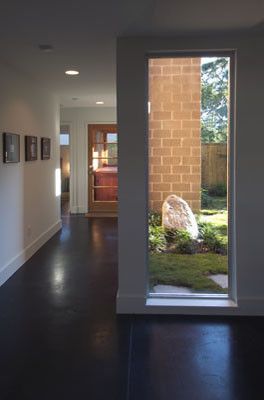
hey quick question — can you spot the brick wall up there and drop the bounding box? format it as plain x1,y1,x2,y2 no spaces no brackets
149,57,201,212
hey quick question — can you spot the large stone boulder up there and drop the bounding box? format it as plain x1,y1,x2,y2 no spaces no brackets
162,195,199,239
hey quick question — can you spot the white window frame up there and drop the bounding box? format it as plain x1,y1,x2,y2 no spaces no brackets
146,51,236,305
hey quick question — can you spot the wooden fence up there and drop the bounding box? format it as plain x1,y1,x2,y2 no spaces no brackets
201,143,227,187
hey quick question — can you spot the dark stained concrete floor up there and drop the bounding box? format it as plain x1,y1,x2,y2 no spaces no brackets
0,215,264,400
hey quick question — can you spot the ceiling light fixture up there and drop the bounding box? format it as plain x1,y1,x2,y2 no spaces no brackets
38,44,54,52
65,70,79,76
96,101,104,105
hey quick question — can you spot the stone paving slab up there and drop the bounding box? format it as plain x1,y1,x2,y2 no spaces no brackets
153,285,192,294
208,274,228,288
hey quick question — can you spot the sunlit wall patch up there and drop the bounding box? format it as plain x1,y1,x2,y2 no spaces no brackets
55,168,61,197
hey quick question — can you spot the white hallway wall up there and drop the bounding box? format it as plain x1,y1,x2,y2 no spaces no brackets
0,62,61,286
60,107,116,213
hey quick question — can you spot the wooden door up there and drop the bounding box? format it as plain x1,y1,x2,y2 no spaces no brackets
88,124,118,212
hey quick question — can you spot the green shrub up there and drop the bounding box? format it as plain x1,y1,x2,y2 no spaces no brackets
148,211,228,255
201,188,213,208
165,229,197,254
208,183,227,197
149,210,162,227
149,225,166,253
164,229,178,244
198,221,227,255
197,220,210,237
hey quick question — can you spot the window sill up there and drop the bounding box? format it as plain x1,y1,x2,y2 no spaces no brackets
146,297,237,308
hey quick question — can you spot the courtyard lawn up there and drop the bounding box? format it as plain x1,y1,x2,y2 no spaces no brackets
200,209,227,224
149,252,228,293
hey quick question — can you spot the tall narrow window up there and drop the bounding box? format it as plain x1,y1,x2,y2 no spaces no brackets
148,56,231,297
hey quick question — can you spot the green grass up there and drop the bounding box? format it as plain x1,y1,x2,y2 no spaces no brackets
149,252,228,293
200,209,227,225
208,196,227,210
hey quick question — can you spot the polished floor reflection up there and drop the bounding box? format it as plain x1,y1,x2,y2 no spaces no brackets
0,216,263,399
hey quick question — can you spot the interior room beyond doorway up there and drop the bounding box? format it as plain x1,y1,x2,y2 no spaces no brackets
86,124,118,216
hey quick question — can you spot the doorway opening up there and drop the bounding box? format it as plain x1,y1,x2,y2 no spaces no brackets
60,124,70,216
148,55,232,297
87,124,118,215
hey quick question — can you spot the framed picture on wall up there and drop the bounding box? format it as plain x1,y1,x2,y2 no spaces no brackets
3,132,20,163
41,137,51,160
25,135,38,161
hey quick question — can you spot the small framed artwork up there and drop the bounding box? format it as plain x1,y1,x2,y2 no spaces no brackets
3,132,20,163
41,137,51,160
25,135,38,161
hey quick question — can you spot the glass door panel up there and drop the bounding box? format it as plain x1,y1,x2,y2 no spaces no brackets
88,125,118,212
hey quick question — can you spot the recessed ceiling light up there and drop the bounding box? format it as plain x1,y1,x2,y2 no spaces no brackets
65,70,79,76
96,101,104,105
38,44,54,52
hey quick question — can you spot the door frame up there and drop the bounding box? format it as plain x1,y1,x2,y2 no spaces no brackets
88,124,118,213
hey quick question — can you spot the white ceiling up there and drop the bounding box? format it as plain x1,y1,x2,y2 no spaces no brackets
0,0,263,108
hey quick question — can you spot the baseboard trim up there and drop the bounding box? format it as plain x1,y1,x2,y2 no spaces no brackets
85,212,117,218
70,206,87,214
0,220,62,287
